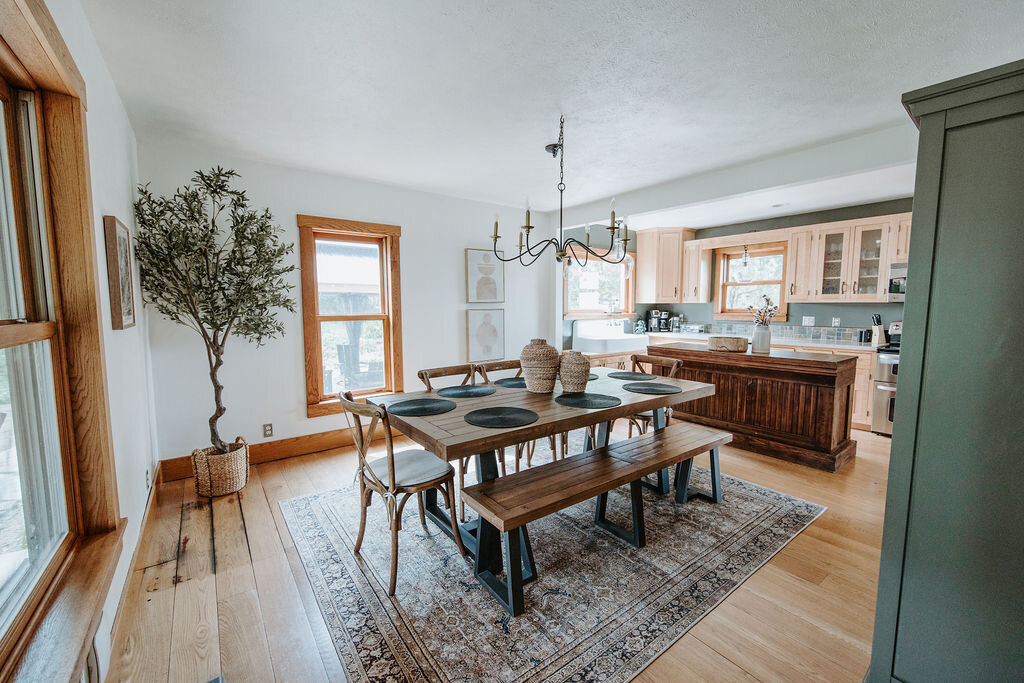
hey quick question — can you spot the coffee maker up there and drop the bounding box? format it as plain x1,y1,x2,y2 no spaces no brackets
646,310,661,332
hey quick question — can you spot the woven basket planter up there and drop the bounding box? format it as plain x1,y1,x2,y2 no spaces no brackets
559,351,591,393
520,338,559,393
191,436,249,497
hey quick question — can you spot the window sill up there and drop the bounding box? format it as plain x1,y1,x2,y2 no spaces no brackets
3,519,126,681
307,390,399,417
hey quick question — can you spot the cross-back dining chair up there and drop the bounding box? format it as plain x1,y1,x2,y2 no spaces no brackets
339,391,465,595
474,359,559,471
417,363,506,522
626,354,684,437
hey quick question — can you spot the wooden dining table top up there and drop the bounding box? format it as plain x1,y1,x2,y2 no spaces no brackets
368,366,716,461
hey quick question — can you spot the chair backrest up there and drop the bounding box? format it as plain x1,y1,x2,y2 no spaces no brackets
338,391,397,491
417,363,475,391
474,359,523,384
630,353,683,378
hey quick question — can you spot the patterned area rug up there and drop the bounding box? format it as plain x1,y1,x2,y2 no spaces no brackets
281,436,825,682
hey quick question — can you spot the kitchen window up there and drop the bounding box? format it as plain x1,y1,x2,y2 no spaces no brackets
714,242,788,320
299,215,403,416
563,245,635,318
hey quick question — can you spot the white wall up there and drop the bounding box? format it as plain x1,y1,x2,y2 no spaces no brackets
137,138,556,461
45,0,159,675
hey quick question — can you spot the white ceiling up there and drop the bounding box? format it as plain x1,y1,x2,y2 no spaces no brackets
627,163,916,230
82,0,1024,210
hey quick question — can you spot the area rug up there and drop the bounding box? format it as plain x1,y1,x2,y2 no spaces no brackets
280,436,825,682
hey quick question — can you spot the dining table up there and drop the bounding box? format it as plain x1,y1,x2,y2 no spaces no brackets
368,365,716,586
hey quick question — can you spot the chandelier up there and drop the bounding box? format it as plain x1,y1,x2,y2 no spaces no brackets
489,116,632,273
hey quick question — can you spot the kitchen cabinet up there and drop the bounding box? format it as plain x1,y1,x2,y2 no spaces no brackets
634,229,658,303
887,212,912,264
681,242,712,302
634,227,699,304
849,220,891,301
654,229,684,302
812,225,852,300
785,229,815,301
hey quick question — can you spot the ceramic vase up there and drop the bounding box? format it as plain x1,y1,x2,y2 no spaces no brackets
752,325,771,354
559,351,591,393
520,338,559,393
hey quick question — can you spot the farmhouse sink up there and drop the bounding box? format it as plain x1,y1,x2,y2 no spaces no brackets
572,331,650,354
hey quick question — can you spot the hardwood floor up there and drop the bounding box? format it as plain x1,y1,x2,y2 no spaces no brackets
107,427,890,682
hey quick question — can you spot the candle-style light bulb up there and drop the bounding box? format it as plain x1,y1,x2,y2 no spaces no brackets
585,222,591,247
518,230,524,253
610,197,616,230
492,214,499,241
525,198,531,228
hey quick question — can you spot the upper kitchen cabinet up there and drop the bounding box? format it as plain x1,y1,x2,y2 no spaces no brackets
681,241,712,302
849,219,891,301
813,225,852,300
634,229,658,303
785,229,815,301
888,212,912,263
635,227,698,304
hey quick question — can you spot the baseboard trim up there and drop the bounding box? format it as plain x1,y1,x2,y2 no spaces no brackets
158,425,393,482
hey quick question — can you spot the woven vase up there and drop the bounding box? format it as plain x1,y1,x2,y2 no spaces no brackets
559,351,591,393
191,436,249,497
519,338,559,393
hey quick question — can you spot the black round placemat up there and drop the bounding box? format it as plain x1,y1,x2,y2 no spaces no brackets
495,377,526,388
555,392,622,409
608,371,657,381
622,382,682,395
436,385,496,398
556,373,600,381
464,407,538,428
387,398,457,416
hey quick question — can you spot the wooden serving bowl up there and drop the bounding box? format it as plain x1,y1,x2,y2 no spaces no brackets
707,336,749,352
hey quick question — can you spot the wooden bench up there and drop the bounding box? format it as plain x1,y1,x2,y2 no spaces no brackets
460,421,732,615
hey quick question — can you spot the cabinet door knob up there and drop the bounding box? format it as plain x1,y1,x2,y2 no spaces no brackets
693,286,697,296
790,283,795,295
841,281,847,294
674,286,677,296
853,280,857,293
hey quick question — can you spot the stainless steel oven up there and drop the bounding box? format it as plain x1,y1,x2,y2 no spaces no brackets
871,350,899,435
886,262,908,303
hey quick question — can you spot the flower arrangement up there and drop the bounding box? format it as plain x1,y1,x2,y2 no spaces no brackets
747,294,779,327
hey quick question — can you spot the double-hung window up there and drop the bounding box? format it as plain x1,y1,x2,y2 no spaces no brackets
715,242,788,318
0,82,74,648
563,245,635,318
299,215,403,416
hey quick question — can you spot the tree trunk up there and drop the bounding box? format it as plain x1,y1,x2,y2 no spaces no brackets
208,349,229,453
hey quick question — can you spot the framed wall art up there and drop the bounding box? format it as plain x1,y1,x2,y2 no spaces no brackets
466,248,504,303
466,308,504,362
103,215,136,329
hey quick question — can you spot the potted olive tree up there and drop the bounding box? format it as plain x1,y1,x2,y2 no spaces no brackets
134,167,296,496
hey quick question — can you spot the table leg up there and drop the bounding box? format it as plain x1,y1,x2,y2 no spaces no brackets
641,408,671,494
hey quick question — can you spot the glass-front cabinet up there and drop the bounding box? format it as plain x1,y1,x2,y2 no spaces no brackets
849,221,891,301
813,226,851,300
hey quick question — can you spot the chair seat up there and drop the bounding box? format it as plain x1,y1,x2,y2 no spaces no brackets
634,410,655,419
367,448,452,487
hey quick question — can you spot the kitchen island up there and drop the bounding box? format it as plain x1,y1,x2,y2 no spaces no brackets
649,342,858,471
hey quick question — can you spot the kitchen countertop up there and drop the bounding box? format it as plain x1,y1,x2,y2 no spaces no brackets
650,341,859,366
645,331,876,352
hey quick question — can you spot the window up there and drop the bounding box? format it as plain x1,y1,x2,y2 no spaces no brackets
0,85,74,647
299,215,403,416
563,246,635,318
714,242,788,319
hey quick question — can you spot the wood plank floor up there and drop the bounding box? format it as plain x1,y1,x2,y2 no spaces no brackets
107,426,890,682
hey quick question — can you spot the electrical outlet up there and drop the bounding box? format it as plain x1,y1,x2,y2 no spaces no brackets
263,423,273,438
145,468,151,489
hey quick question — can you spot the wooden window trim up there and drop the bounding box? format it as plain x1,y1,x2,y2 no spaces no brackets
713,242,789,321
0,3,125,679
562,244,636,319
299,214,403,417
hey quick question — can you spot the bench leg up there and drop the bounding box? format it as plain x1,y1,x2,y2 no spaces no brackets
640,408,671,494
674,448,724,504
594,480,646,548
473,524,526,616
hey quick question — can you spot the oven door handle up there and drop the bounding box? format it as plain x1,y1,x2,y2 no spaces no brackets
875,384,898,392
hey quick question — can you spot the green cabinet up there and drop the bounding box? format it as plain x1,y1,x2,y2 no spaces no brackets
868,60,1024,681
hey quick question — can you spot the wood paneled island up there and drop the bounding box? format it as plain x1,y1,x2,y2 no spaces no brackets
649,342,858,471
